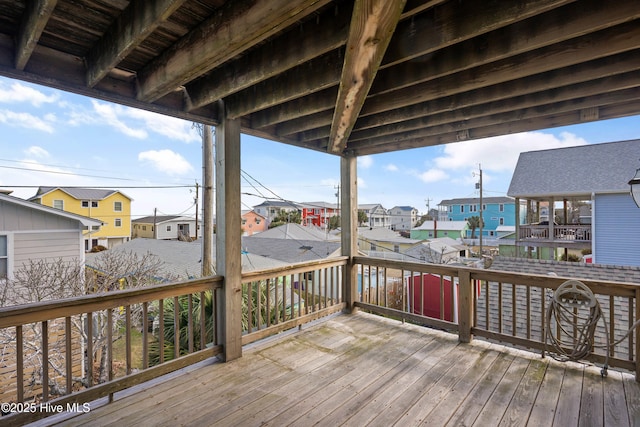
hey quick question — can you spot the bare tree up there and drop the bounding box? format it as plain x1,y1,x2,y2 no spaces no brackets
0,250,171,398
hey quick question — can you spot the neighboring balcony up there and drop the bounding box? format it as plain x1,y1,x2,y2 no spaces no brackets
0,257,638,425
518,223,592,249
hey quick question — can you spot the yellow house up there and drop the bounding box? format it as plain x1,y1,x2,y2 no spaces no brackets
29,187,132,251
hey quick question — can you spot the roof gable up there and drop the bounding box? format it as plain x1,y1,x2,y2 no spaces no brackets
32,187,132,202
507,139,640,198
0,193,103,227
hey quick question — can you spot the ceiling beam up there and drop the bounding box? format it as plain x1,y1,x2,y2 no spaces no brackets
185,4,351,112
85,0,186,88
136,0,331,103
353,50,640,131
326,0,406,154
360,21,640,118
346,87,640,150
248,0,579,131
382,0,574,69
250,88,337,129
15,0,57,70
226,50,344,119
372,0,640,96
350,100,640,156
347,71,640,142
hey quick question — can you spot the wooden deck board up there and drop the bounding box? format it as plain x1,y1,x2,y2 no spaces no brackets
33,312,639,427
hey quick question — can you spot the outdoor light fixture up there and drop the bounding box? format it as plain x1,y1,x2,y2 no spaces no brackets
629,162,640,208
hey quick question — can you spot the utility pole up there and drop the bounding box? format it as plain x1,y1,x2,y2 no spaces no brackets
202,124,214,276
478,165,483,258
153,207,157,239
194,182,199,240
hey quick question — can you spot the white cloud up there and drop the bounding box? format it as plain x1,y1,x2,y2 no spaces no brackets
138,149,193,176
358,177,367,189
0,82,58,106
0,110,54,133
414,131,588,185
434,131,587,172
385,163,398,172
358,155,373,169
91,101,148,139
25,146,49,158
65,100,199,143
128,109,200,143
418,168,449,183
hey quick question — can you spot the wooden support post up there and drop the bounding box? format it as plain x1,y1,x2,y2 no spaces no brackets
341,154,358,313
215,100,243,362
458,269,474,343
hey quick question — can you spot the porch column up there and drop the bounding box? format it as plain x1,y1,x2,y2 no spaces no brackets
215,100,243,361
548,197,554,260
515,197,520,258
341,154,358,313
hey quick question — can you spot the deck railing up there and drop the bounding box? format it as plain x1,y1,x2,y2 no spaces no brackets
0,277,222,425
352,256,639,378
1,256,638,425
240,258,348,345
519,224,591,241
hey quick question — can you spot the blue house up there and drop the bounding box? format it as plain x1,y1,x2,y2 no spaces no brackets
437,197,522,240
507,139,640,267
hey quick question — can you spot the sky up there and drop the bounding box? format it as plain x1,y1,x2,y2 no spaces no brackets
1,75,640,220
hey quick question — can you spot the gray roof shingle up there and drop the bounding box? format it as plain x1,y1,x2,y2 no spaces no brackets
507,139,640,198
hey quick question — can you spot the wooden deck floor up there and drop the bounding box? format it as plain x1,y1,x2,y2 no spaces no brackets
42,312,639,427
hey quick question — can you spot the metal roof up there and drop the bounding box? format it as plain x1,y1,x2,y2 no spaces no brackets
1,1,638,156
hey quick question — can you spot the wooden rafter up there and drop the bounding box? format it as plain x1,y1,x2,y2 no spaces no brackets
136,0,331,103
85,0,187,88
185,5,351,112
327,0,405,154
15,0,57,70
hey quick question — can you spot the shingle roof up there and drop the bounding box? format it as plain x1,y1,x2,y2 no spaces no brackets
414,221,468,231
438,197,514,205
31,187,132,201
357,227,422,244
0,193,103,227
489,256,640,285
85,238,287,279
242,236,341,264
252,223,339,241
133,215,183,223
507,139,640,199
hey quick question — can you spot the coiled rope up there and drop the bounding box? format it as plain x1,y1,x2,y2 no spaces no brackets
544,279,640,378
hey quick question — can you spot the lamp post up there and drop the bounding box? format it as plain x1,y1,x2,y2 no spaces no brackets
629,165,640,208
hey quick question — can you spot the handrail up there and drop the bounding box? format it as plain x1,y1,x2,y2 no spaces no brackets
352,256,639,380
0,276,223,328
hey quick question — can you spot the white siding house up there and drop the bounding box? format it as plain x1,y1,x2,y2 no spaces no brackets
0,193,102,281
132,215,200,240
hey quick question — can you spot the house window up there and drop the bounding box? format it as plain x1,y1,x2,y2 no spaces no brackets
115,218,122,227
460,205,464,213
499,204,504,212
53,199,64,210
142,225,147,231
114,201,122,212
470,205,477,212
82,200,98,208
371,243,377,251
242,219,247,225
499,217,504,225
91,225,100,231
0,235,7,278
256,219,261,224
394,245,400,253
166,225,172,231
